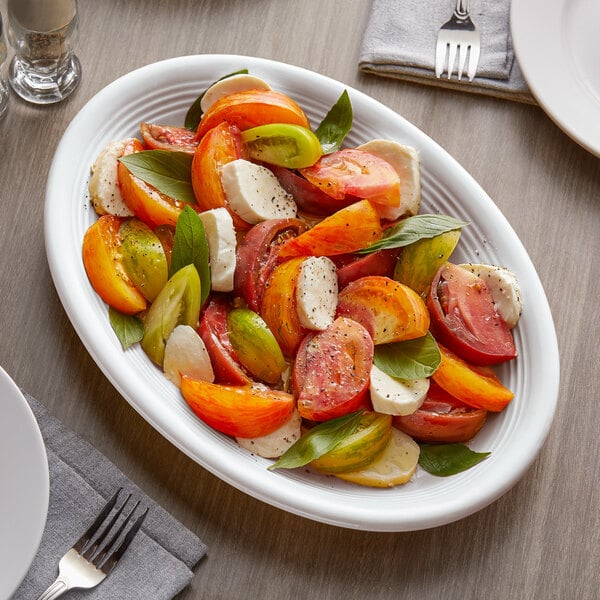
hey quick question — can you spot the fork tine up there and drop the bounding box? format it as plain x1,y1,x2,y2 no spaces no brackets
435,41,447,78
99,507,149,575
446,44,458,79
456,45,467,80
72,488,122,554
92,499,140,565
82,493,132,560
467,43,480,81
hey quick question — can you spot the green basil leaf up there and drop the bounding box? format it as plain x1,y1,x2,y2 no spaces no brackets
418,443,491,476
118,150,195,204
170,206,211,306
314,89,353,154
358,214,469,254
109,308,144,350
373,332,441,379
268,410,364,470
184,69,249,131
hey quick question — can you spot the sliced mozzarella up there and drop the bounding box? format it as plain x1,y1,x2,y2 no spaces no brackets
163,325,215,387
221,159,297,224
458,263,522,328
236,409,302,458
295,257,338,330
88,139,136,217
200,74,272,113
369,364,429,416
198,207,236,292
357,139,421,220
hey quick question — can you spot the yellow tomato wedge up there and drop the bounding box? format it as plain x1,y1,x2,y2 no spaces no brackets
335,427,420,487
310,412,392,474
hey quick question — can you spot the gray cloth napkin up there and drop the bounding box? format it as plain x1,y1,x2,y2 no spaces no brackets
12,394,207,600
359,0,535,104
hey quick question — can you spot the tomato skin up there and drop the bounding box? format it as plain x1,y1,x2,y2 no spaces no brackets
332,248,400,289
198,296,251,385
293,317,374,421
336,276,430,344
117,138,191,228
181,377,295,438
393,381,487,443
195,89,310,141
278,199,382,259
299,148,401,206
140,122,198,154
82,215,147,315
432,344,514,412
428,262,517,366
190,122,249,231
234,217,307,312
260,257,306,357
269,165,360,216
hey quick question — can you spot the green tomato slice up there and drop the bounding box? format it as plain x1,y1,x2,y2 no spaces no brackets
120,219,169,303
141,264,201,366
394,230,461,297
311,412,392,474
241,123,323,169
227,307,286,384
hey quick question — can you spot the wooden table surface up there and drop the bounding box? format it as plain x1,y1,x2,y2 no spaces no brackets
1,1,599,598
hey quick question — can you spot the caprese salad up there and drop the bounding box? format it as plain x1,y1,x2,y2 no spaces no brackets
82,70,522,487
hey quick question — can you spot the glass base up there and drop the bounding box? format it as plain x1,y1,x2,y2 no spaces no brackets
0,79,8,119
8,54,81,105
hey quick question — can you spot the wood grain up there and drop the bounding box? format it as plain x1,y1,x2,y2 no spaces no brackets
1,1,599,598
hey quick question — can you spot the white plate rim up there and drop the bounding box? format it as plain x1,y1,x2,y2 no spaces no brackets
0,366,49,597
44,54,560,532
511,0,600,157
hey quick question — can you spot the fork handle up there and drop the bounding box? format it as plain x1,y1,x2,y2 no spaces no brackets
454,0,470,17
36,577,70,600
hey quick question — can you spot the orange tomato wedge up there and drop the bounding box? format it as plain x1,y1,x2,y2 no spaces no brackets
195,89,310,141
180,377,295,438
432,344,514,412
82,215,147,315
117,138,189,228
190,122,250,231
260,257,306,357
336,276,430,344
278,200,382,258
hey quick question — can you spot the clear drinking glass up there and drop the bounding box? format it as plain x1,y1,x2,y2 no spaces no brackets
7,0,81,104
0,14,9,119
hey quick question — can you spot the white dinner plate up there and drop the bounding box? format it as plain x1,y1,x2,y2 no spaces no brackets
44,55,559,532
511,0,600,157
0,366,49,597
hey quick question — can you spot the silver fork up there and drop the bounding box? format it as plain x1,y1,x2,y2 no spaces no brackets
435,0,481,81
36,488,148,600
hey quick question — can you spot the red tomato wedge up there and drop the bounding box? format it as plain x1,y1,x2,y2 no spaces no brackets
299,148,401,206
117,138,191,228
234,218,307,312
331,248,400,289
195,90,310,141
181,377,295,438
260,257,306,357
198,297,251,385
190,122,250,230
336,276,430,344
269,165,360,216
428,262,517,365
82,215,147,315
140,122,198,154
393,380,487,443
432,344,514,412
294,317,374,421
277,199,382,258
